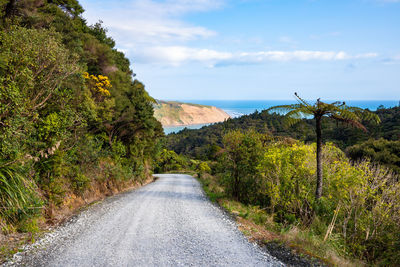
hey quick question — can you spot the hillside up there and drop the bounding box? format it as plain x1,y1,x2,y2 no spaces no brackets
166,106,400,172
0,0,163,254
154,100,230,127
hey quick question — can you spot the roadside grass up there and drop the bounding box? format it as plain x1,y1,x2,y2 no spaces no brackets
0,224,44,263
197,173,364,267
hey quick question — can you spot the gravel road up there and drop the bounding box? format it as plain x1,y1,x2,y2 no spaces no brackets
6,174,283,267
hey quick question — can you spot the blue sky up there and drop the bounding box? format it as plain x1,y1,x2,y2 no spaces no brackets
79,0,400,100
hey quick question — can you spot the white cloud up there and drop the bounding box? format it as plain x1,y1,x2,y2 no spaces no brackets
81,0,222,45
134,46,379,66
108,20,215,44
80,1,379,67
353,53,379,59
135,46,232,66
239,50,348,61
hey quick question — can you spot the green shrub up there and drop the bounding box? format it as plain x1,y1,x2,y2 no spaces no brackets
71,173,91,194
155,149,189,173
196,162,211,178
17,218,40,234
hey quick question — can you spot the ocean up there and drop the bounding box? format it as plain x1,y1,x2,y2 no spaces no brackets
163,100,399,134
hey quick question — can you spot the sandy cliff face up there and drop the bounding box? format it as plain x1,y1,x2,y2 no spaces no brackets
154,101,231,127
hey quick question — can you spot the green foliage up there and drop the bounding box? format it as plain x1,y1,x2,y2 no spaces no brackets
48,0,84,17
155,149,189,173
71,173,90,193
220,130,264,203
17,217,40,234
346,138,400,174
263,141,400,264
0,0,163,234
268,93,380,199
166,105,399,171
197,162,211,174
0,26,81,161
267,93,380,129
258,141,318,217
0,163,42,225
87,21,115,48
193,161,211,178
212,131,400,264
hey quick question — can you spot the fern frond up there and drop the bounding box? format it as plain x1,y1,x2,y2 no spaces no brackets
294,92,313,108
285,117,302,127
266,104,301,114
330,114,367,132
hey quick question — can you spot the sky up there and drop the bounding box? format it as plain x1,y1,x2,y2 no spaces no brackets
79,0,400,100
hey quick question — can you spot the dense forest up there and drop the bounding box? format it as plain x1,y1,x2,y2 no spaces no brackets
0,0,163,237
166,106,400,173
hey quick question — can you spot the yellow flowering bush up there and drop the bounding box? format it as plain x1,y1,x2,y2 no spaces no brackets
256,140,400,262
83,72,112,99
258,141,316,216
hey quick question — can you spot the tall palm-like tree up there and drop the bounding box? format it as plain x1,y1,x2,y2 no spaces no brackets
267,93,380,199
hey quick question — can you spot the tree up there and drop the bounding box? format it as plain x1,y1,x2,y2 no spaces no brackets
267,93,380,199
221,130,263,202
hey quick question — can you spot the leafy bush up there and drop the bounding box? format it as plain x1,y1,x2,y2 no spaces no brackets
155,149,189,173
71,173,91,194
258,141,317,219
196,162,211,178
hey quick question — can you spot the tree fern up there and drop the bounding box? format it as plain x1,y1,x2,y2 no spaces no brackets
267,93,380,199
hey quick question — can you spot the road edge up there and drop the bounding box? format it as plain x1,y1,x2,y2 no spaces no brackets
1,176,157,265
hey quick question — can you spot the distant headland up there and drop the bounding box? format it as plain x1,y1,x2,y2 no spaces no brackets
153,100,230,127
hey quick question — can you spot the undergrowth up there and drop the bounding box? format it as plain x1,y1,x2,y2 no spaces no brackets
197,173,363,267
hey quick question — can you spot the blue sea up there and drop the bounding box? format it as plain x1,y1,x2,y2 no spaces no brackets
163,100,399,134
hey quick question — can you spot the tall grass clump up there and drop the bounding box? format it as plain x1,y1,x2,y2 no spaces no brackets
0,163,42,227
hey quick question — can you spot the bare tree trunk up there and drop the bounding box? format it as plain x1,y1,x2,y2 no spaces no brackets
3,0,17,19
315,115,323,199
233,166,239,201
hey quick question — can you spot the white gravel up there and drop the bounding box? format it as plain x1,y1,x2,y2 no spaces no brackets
4,174,284,267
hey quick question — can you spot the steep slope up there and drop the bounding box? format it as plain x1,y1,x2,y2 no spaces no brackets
0,0,163,254
154,100,231,126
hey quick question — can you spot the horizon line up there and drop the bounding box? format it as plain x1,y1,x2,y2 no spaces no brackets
162,99,399,102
